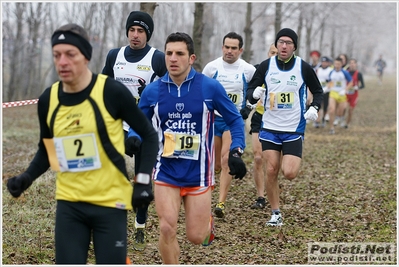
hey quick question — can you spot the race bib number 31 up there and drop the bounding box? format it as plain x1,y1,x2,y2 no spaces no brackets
54,133,101,172
269,92,294,110
162,132,200,160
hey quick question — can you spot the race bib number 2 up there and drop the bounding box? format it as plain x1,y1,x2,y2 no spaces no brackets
53,133,101,172
163,132,200,160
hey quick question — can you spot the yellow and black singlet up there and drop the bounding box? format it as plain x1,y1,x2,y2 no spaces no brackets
46,74,133,210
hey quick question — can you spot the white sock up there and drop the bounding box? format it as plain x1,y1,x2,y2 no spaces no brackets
135,218,145,229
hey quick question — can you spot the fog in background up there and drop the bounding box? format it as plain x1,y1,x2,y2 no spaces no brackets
2,1,397,102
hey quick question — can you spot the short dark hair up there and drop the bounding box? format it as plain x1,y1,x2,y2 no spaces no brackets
335,57,343,63
165,32,195,55
223,32,243,49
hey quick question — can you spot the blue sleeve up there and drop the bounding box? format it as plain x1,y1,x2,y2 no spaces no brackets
202,77,246,151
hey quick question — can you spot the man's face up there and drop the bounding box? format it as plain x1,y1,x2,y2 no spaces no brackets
311,54,320,63
321,60,330,68
128,26,147,50
334,59,343,71
52,43,88,84
165,41,196,82
222,38,242,64
349,60,357,70
268,45,278,58
276,37,295,61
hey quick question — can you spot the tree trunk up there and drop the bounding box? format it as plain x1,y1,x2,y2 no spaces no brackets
296,10,303,57
242,2,253,63
7,3,25,101
274,3,282,35
140,2,157,17
192,3,204,72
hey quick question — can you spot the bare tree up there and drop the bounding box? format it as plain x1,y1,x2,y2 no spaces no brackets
24,3,46,98
274,2,282,35
295,6,304,57
140,2,158,17
241,2,253,62
6,3,25,101
192,3,204,71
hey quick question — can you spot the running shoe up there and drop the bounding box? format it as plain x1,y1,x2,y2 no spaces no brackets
133,227,146,251
202,215,215,246
214,202,225,218
266,211,283,226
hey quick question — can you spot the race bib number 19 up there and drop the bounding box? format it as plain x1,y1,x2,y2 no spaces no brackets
162,132,200,160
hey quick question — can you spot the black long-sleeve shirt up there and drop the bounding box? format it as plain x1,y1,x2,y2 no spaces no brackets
26,74,158,181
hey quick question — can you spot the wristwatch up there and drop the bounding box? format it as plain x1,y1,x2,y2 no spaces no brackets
235,147,244,156
312,105,319,111
134,173,150,184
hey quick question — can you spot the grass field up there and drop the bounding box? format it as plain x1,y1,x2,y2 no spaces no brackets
2,74,397,265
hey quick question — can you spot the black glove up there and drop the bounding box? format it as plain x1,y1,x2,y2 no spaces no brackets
125,136,142,157
228,148,247,179
132,182,154,213
240,106,252,120
138,79,146,97
7,173,33,198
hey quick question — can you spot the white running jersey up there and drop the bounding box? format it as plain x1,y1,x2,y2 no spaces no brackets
202,57,255,117
316,66,332,92
262,56,307,133
329,69,349,93
113,46,157,131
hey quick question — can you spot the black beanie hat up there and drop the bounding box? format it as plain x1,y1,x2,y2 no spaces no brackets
275,28,298,50
126,11,154,41
51,23,92,60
